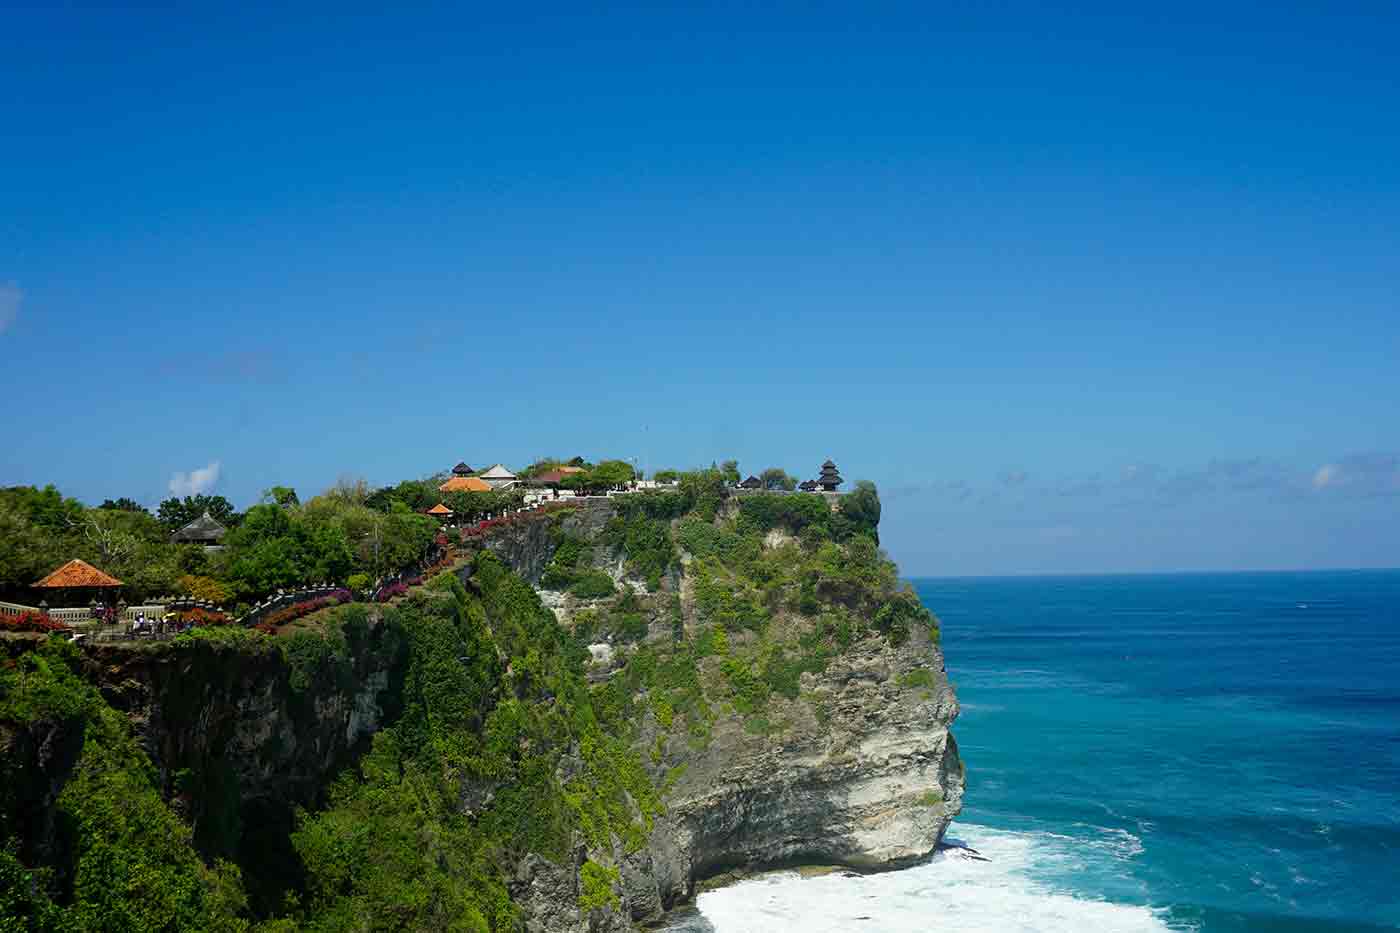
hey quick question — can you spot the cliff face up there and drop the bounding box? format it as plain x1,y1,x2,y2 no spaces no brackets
607,624,961,926
21,497,960,931
75,620,406,909
492,500,964,929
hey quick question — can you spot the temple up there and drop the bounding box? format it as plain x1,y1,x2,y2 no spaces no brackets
170,510,228,548
817,459,843,492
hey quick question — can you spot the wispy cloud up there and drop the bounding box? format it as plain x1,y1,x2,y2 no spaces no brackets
0,281,21,334
169,461,222,497
1000,470,1029,487
1312,453,1400,496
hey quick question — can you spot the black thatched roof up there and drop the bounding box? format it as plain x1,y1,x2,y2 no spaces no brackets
818,459,843,489
452,461,473,476
171,511,227,544
740,475,762,488
798,479,819,491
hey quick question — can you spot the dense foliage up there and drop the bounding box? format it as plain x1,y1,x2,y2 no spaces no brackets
0,638,249,931
284,556,654,930
0,482,437,609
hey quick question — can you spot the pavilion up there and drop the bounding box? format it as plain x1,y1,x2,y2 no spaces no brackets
426,502,453,519
451,461,474,477
439,475,491,493
740,475,763,489
798,479,820,492
817,459,843,492
170,510,228,548
480,464,518,489
33,559,123,610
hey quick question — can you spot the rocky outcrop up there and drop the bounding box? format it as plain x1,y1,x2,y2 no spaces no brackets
483,499,965,929
616,626,962,923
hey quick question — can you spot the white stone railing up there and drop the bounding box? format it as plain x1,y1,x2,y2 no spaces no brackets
0,601,170,625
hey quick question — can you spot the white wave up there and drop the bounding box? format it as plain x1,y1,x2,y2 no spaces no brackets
689,824,1180,933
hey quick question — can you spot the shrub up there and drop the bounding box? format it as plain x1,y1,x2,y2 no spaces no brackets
260,589,353,628
898,668,936,689
0,611,71,634
347,573,370,594
569,571,616,600
578,860,620,913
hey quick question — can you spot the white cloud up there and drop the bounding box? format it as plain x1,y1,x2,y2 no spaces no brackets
0,281,20,334
1312,464,1337,489
169,461,222,497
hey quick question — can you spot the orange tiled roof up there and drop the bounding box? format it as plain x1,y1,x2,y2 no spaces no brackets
427,503,453,515
34,558,123,588
439,476,491,493
558,466,585,473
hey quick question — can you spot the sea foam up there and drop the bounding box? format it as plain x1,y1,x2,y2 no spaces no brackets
679,824,1179,933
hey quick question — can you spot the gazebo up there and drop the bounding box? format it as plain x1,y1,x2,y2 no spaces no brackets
33,559,123,613
170,510,228,548
426,502,453,521
451,461,474,477
740,475,763,489
817,459,843,492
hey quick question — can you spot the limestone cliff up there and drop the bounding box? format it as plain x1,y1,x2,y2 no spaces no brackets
489,499,964,930
5,495,961,932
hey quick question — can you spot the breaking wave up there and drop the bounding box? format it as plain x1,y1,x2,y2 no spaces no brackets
666,824,1181,933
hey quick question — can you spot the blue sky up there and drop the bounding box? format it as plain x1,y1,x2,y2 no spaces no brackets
2,2,1396,575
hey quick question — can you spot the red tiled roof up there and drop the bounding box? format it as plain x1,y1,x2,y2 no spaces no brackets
34,559,123,588
439,476,491,493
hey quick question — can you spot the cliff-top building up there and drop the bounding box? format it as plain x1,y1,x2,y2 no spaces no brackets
170,511,228,548
440,475,491,493
451,461,474,477
817,459,843,492
480,464,519,489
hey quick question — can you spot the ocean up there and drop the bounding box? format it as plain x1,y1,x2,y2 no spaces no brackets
663,570,1400,932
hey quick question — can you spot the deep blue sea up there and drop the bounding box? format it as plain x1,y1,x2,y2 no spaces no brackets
666,570,1400,932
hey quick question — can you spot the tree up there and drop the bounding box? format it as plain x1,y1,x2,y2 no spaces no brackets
261,486,300,508
99,497,149,513
158,495,238,530
719,460,741,486
760,467,797,491
839,480,882,543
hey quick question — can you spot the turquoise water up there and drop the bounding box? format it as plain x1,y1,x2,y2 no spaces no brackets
667,570,1400,932
922,570,1400,932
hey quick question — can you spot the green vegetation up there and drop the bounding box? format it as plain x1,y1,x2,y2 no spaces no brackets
0,462,937,931
915,789,944,807
577,860,620,912
0,479,438,607
898,668,937,689
0,638,249,931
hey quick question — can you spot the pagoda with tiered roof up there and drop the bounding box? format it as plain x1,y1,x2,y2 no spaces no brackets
817,459,843,492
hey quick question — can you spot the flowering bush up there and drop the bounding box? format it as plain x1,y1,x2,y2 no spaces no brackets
260,589,353,628
375,581,409,603
180,607,234,627
0,611,72,634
